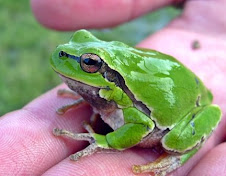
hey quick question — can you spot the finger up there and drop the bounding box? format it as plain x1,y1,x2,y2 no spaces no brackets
5,1,226,176
170,0,226,36
0,84,92,175
30,0,181,30
187,143,226,176
41,133,219,176
42,149,158,176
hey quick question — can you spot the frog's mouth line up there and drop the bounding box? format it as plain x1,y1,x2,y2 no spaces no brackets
54,70,99,91
58,72,99,95
53,68,103,89
55,69,151,117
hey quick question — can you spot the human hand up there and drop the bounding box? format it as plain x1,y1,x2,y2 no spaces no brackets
1,0,226,175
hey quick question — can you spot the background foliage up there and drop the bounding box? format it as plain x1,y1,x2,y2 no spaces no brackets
0,1,180,116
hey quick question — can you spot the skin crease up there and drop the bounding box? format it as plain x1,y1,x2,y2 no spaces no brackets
0,0,225,175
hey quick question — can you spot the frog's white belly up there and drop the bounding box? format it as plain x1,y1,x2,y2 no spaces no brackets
93,108,124,130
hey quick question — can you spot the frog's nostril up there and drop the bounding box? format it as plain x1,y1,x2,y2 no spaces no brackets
59,51,67,57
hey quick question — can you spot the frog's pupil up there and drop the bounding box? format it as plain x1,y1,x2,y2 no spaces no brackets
83,58,97,65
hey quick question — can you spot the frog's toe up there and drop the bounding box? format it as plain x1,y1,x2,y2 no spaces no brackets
56,97,85,115
53,128,62,136
69,143,100,161
132,153,181,176
52,128,93,142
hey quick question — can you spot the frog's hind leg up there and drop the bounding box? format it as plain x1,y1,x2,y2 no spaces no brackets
133,104,221,175
132,153,181,176
162,104,221,155
53,127,100,160
132,149,197,176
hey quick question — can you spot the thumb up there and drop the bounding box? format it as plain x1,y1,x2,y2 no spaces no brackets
31,0,181,30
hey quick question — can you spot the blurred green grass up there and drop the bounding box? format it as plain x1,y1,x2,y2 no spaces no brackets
0,1,180,116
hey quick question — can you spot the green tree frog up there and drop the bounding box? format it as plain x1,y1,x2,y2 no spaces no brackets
50,30,221,175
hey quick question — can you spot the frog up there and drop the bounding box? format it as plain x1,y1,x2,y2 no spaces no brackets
50,29,222,176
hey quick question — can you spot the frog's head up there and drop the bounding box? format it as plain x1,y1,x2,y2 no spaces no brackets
50,30,135,110
51,29,131,88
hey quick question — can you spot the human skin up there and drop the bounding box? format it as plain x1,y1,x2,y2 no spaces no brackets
0,0,226,175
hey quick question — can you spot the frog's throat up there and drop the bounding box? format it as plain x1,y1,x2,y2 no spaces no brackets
58,74,119,114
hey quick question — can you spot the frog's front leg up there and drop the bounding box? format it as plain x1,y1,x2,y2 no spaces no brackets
53,107,155,161
56,89,100,125
57,89,80,98
56,89,87,114
56,98,85,114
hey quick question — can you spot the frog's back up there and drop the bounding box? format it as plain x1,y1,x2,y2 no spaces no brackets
107,47,212,129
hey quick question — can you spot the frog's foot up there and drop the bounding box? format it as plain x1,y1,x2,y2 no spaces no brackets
53,121,95,141
56,97,85,115
53,122,112,161
56,89,87,115
132,153,181,176
53,127,93,142
53,128,100,160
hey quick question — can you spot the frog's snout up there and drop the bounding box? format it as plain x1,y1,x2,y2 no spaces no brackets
58,50,80,63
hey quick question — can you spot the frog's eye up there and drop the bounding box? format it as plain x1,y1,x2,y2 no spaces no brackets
80,53,102,73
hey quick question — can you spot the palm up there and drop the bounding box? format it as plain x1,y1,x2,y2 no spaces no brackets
1,0,226,175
